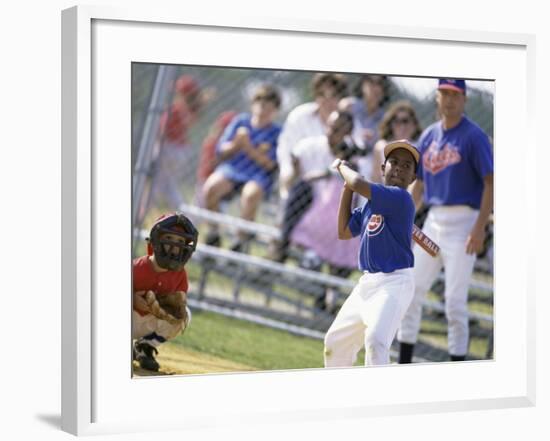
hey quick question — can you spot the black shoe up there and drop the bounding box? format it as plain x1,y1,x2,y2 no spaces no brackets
267,240,287,263
229,234,254,253
133,341,160,371
314,294,328,312
450,354,466,362
229,239,244,252
205,231,221,247
398,342,415,364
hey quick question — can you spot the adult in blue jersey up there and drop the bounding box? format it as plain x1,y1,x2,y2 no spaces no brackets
397,79,494,363
202,85,282,250
324,140,419,366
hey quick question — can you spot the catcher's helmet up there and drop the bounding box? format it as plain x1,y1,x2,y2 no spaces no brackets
147,213,198,271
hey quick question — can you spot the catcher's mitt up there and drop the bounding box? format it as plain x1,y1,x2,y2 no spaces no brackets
144,291,189,326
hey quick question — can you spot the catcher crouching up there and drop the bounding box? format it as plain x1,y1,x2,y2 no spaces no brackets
132,212,198,372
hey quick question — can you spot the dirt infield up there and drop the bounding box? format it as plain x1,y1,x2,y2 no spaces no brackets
132,342,256,377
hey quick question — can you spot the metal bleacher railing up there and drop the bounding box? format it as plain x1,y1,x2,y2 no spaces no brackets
178,202,494,299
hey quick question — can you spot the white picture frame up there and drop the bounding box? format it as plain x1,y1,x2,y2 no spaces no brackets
61,5,536,436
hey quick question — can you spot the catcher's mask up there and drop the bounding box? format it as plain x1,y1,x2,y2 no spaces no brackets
147,213,198,271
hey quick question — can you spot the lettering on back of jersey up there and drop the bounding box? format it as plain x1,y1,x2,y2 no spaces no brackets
367,214,385,236
423,141,462,175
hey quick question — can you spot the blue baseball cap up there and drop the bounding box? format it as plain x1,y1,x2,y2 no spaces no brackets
438,79,466,94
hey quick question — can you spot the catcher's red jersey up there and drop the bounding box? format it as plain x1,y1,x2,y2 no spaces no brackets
133,255,188,296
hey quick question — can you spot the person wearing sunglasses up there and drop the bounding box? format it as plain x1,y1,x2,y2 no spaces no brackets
371,100,423,183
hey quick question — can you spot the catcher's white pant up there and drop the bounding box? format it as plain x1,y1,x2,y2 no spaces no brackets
397,205,478,356
324,268,414,366
132,307,191,347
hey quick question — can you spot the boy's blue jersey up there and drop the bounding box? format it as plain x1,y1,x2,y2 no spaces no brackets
348,184,415,273
417,116,493,209
215,113,281,191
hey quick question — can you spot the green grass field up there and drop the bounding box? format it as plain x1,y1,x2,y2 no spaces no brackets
167,308,489,376
171,309,365,372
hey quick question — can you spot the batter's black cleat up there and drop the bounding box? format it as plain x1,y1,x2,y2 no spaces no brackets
133,341,160,371
398,342,415,364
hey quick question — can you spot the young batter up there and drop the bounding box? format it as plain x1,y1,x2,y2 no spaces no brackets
324,140,419,366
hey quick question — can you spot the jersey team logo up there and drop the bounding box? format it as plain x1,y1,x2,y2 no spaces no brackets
423,141,462,175
367,214,385,236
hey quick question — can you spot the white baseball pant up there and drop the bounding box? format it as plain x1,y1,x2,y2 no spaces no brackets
324,268,414,366
132,307,191,347
397,205,478,356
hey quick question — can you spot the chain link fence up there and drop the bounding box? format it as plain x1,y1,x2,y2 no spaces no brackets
132,63,494,363
132,64,494,200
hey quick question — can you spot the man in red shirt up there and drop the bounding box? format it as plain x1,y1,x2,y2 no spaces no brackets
194,110,237,205
153,75,210,210
133,213,198,372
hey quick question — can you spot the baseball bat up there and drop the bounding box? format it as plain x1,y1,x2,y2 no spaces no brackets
412,224,440,257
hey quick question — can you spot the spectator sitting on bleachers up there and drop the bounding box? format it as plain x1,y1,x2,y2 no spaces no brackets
341,74,390,152
371,100,423,183
287,112,362,312
202,84,282,252
340,74,391,182
276,73,352,201
270,110,360,264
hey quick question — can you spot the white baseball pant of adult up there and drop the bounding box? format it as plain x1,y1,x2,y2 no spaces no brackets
132,307,192,347
324,268,414,366
397,205,478,356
